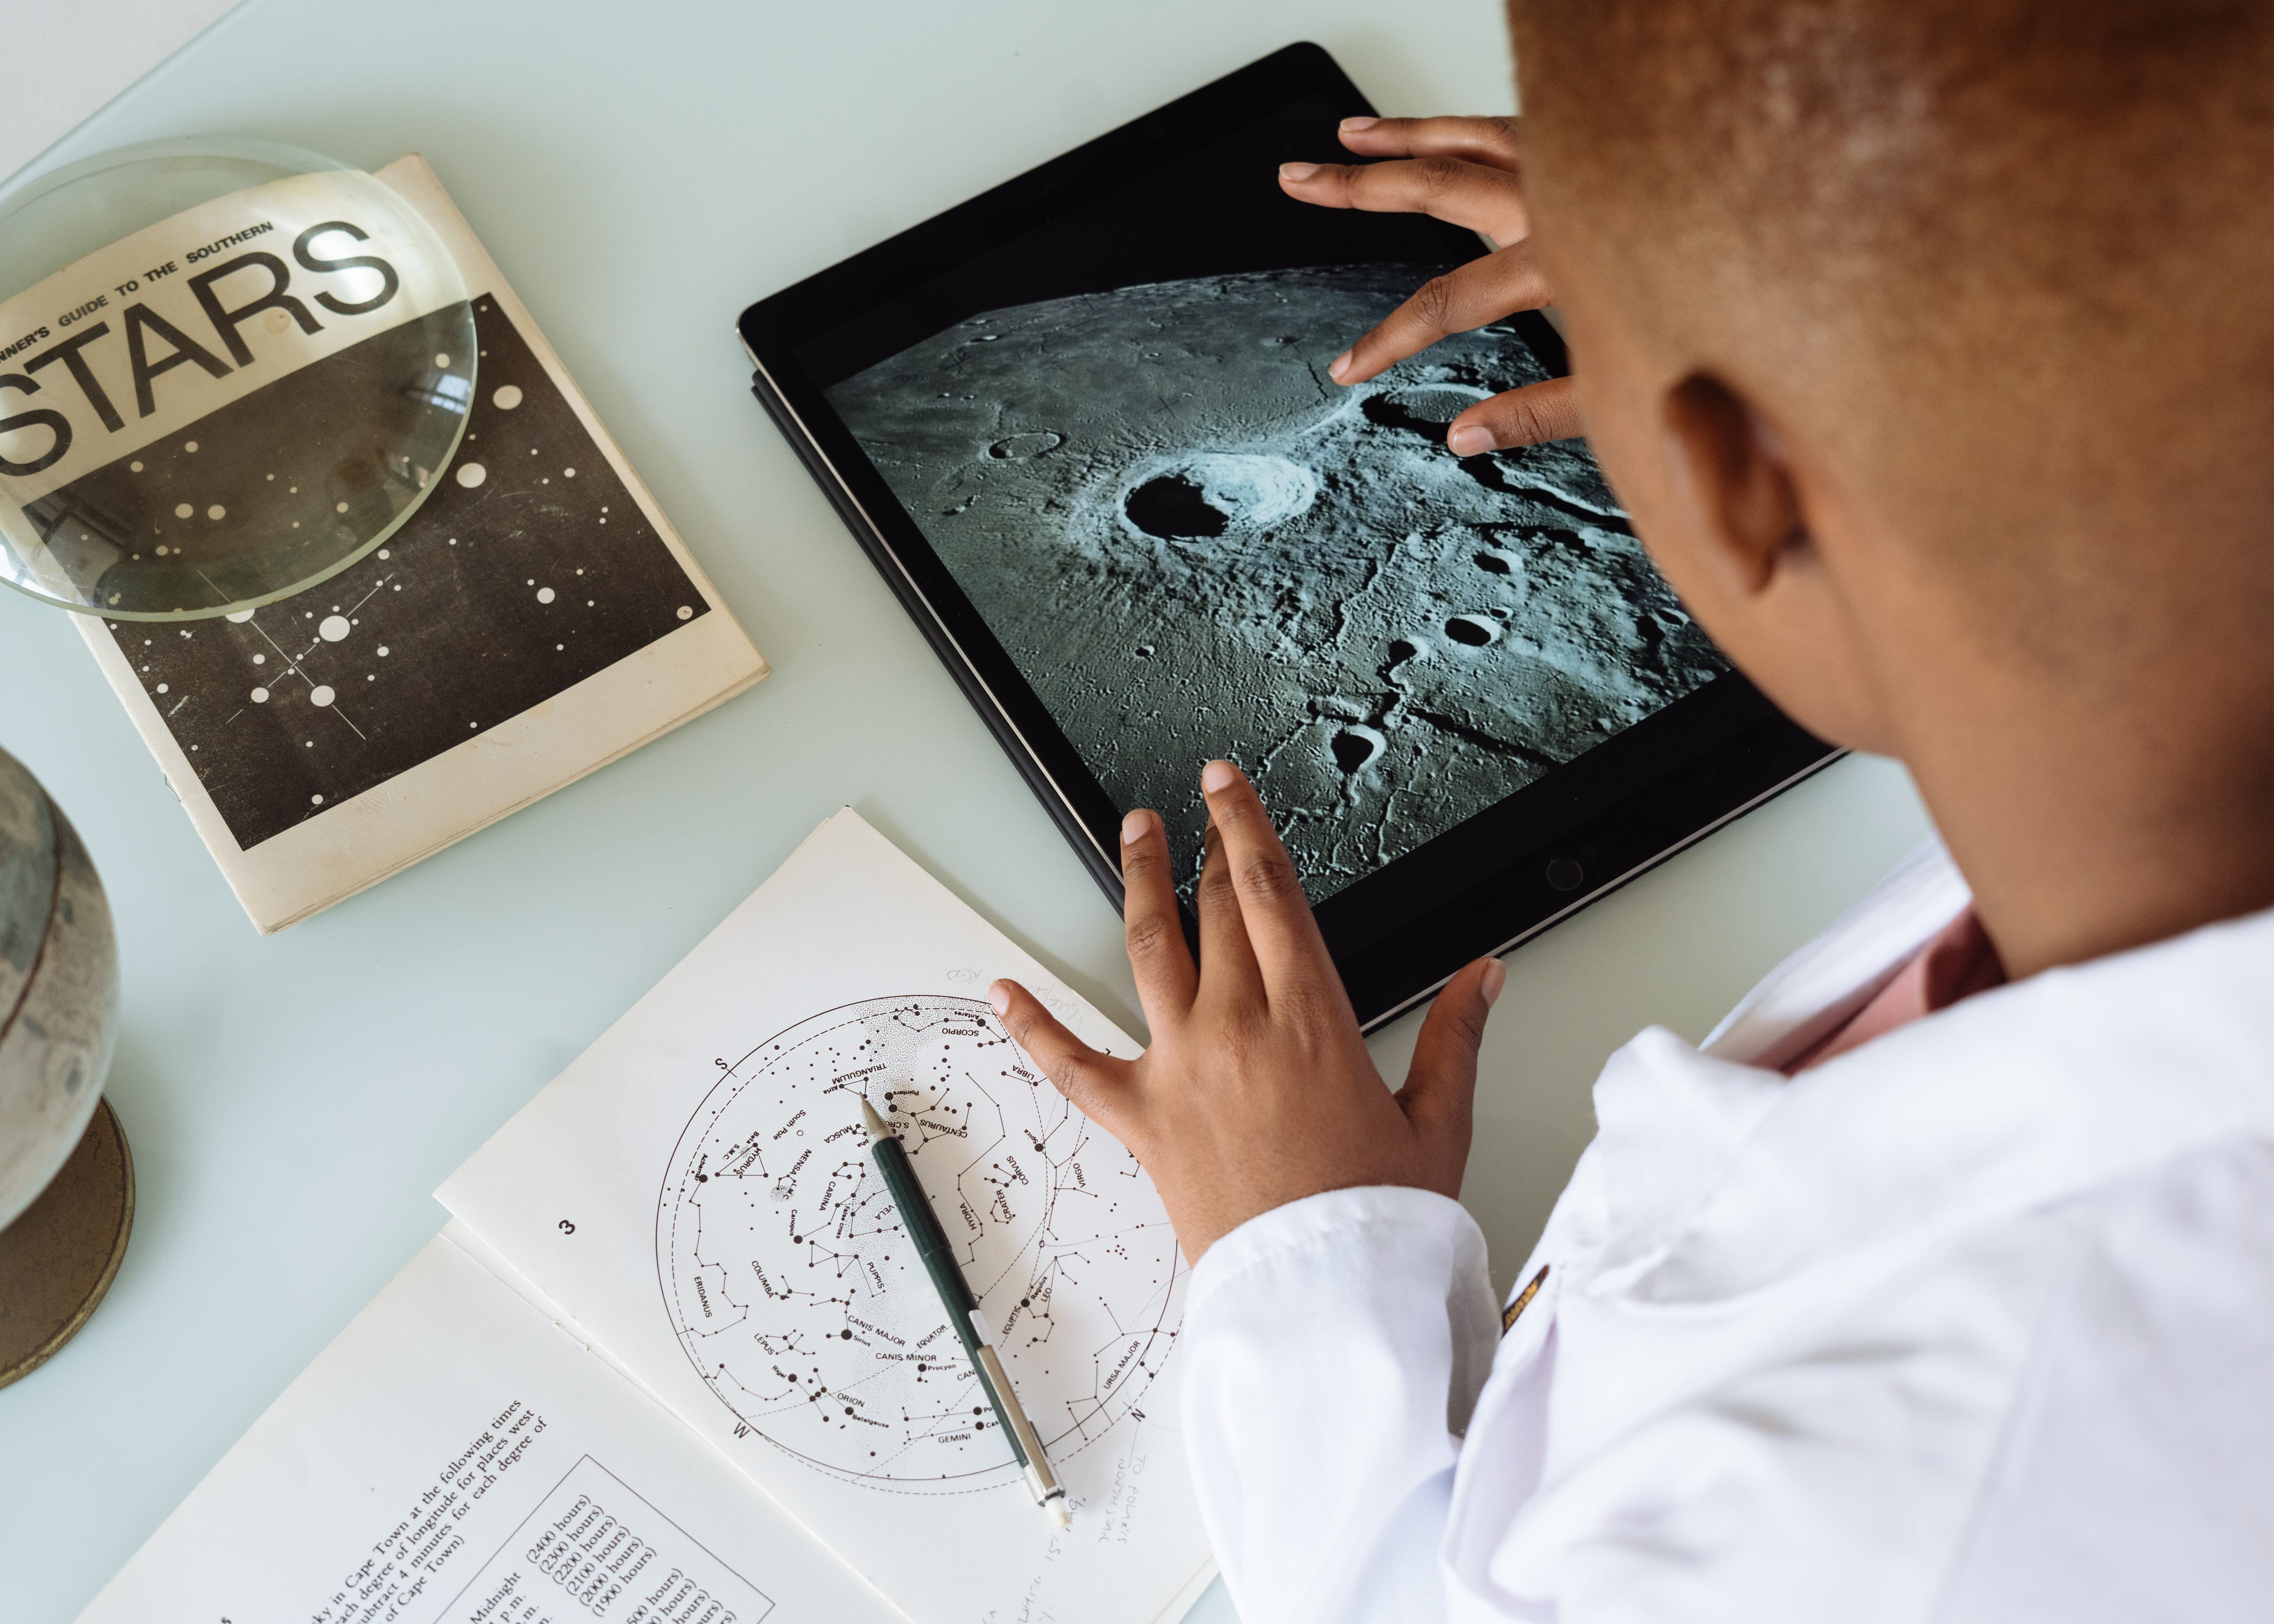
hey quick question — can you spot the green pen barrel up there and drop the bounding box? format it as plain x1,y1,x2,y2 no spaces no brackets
869,1131,1030,1467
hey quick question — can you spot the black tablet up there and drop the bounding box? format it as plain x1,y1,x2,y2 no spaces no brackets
739,41,1836,1030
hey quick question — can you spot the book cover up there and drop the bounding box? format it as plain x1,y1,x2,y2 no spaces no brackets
66,154,766,931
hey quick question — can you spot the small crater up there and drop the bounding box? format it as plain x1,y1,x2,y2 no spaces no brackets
1125,474,1228,540
1445,616,1497,647
1330,727,1385,775
1387,639,1419,664
986,431,1064,461
1474,551,1512,575
1363,384,1489,440
1133,644,1155,658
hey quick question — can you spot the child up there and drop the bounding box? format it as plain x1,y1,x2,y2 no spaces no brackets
992,2,2274,1618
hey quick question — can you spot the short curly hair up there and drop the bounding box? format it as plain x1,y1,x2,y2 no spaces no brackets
1512,0,2274,343
1510,0,2274,645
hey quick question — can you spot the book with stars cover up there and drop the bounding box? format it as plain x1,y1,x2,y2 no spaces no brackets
66,155,768,932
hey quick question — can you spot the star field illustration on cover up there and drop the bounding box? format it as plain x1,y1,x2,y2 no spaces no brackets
97,294,708,850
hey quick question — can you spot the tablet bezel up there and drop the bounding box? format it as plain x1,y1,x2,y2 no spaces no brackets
739,41,1838,1029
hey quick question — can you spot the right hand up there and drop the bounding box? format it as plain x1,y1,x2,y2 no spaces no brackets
986,763,1502,1263
1278,115,1582,452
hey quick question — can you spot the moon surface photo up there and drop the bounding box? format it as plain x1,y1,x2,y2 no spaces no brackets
828,264,1726,902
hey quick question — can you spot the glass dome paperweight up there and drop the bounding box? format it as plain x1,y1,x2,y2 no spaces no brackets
0,137,476,619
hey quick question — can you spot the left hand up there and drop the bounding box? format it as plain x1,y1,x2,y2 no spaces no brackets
990,760,1506,1262
1277,114,1583,452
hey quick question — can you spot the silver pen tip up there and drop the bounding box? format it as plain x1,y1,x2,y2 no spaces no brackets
860,1098,891,1141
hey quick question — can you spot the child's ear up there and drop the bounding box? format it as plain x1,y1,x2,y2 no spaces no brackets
1660,372,1808,598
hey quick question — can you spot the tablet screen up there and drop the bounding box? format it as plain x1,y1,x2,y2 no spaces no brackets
824,272,1725,906
743,44,1830,1024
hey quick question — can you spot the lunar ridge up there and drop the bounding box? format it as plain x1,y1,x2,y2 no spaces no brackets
830,264,1727,901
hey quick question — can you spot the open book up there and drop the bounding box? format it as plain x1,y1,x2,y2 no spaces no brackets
67,156,767,933
78,813,1214,1624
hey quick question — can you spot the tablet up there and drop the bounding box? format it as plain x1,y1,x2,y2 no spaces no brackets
739,42,1837,1029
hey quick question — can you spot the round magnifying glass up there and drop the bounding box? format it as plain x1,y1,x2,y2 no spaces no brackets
0,136,475,619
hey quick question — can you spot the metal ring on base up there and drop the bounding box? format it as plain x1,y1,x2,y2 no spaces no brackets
0,1096,133,1389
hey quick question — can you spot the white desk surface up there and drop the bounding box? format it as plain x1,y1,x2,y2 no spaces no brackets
0,3,1932,1618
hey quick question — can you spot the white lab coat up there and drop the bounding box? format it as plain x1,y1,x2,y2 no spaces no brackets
1179,842,2274,1622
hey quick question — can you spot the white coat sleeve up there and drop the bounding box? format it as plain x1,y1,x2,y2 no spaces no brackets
1178,1185,1500,1624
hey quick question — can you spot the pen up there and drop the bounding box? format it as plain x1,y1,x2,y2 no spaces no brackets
860,1097,1072,1530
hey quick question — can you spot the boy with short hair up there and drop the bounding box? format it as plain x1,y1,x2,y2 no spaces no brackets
992,3,2274,1617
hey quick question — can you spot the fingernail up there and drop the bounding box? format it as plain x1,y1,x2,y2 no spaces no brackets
987,981,1012,1015
1480,959,1507,1007
1328,350,1352,381
1447,423,1494,457
1339,116,1379,133
1201,759,1239,793
1278,161,1319,182
1121,809,1153,845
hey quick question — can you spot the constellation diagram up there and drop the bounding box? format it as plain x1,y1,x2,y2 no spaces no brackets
655,996,1182,1494
97,293,705,850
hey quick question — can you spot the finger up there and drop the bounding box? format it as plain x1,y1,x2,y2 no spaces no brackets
1336,114,1522,175
1192,820,1264,1000
1119,808,1199,1020
990,979,1140,1140
1393,958,1505,1195
1278,156,1527,243
1446,376,1585,455
1197,759,1342,1006
1330,245,1555,386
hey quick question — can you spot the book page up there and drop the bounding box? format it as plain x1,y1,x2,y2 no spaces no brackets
77,1232,900,1624
438,810,1213,1624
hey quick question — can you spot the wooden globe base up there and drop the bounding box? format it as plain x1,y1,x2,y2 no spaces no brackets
0,1098,133,1389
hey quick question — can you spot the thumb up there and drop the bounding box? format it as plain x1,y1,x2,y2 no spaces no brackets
1447,376,1582,457
1394,958,1505,1190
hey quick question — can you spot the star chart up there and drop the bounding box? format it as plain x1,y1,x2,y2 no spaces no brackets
96,295,704,850
656,995,1182,1493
